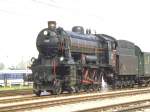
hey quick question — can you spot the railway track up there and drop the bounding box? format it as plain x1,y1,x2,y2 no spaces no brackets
0,87,150,104
0,89,32,97
0,88,150,112
75,99,150,112
0,86,146,98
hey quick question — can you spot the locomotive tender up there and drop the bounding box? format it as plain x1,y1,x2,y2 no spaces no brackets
30,21,150,96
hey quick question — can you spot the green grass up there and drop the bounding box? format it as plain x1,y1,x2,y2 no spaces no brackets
0,85,32,91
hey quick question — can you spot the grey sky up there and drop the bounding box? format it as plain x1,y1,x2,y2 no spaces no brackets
0,0,150,66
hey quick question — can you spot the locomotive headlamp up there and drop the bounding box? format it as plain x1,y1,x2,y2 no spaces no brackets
60,56,64,61
43,30,48,36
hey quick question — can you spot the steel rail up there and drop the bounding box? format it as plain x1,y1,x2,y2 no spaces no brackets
75,99,150,112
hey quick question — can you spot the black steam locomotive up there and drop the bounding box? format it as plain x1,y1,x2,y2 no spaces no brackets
30,21,150,96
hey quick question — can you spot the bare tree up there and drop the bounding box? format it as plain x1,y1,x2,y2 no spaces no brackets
0,62,5,70
16,60,27,69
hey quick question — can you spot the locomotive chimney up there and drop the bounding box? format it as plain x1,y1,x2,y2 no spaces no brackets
48,21,56,30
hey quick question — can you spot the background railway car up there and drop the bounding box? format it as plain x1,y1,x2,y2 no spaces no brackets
143,52,150,77
0,74,5,86
139,52,150,85
0,70,32,87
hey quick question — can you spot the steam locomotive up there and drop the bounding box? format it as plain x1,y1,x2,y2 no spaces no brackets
30,21,150,96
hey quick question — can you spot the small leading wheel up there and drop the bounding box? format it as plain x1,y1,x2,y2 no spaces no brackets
33,83,41,96
52,86,62,95
33,90,41,96
52,79,62,95
75,86,80,93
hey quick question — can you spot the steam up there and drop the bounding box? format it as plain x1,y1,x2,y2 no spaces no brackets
101,76,108,92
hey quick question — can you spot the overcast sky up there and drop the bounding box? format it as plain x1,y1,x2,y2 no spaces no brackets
0,0,150,67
